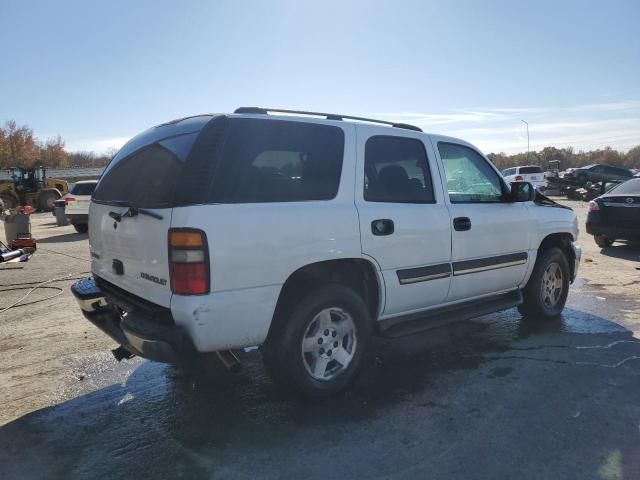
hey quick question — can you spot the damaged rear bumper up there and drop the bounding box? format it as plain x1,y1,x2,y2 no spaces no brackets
71,277,195,363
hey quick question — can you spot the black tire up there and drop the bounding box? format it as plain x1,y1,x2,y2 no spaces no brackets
518,247,570,320
262,284,372,397
73,223,88,233
0,194,17,210
39,192,59,211
594,235,614,248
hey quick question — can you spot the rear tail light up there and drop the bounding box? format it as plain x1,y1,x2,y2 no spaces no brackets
588,201,600,212
65,197,76,204
168,229,209,295
515,175,524,181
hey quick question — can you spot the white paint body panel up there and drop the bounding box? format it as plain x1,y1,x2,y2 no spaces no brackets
89,203,173,308
353,125,452,315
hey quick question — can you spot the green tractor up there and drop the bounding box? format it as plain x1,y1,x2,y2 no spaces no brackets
0,166,69,211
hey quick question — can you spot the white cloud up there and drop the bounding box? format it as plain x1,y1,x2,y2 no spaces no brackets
64,136,131,154
374,99,640,154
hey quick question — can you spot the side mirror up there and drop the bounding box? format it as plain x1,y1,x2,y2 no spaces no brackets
509,181,535,202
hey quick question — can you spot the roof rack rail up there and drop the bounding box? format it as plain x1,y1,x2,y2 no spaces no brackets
233,107,422,132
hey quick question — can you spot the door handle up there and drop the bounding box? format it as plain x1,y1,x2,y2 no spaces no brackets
371,219,394,236
453,217,471,231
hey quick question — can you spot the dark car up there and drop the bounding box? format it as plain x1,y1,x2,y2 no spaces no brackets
586,178,640,247
565,164,633,186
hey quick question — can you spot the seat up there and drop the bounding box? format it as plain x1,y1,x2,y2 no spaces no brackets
375,165,411,201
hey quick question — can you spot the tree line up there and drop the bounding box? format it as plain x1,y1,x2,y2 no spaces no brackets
488,145,640,171
0,120,116,170
1,119,639,172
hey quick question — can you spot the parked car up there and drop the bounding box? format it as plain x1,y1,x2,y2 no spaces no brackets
586,178,640,247
501,165,547,190
71,108,581,396
63,180,98,233
564,164,633,186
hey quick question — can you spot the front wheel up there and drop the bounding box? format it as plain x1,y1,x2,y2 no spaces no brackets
518,247,570,320
262,285,372,397
594,235,614,248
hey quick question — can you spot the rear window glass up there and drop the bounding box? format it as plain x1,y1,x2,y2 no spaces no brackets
607,178,640,195
71,183,96,195
93,132,198,208
207,119,344,203
519,166,543,174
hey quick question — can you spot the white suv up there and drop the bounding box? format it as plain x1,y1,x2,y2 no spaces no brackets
502,165,547,190
72,108,581,396
63,180,98,233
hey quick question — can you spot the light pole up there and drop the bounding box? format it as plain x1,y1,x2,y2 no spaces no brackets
521,120,530,160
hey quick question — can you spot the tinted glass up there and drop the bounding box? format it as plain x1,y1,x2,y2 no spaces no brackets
438,143,503,203
93,132,198,207
364,136,435,203
71,183,97,195
605,166,631,176
208,119,344,203
519,166,543,174
607,178,640,195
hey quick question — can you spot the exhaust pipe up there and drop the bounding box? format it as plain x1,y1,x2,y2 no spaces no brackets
112,346,135,362
216,350,241,372
0,249,24,263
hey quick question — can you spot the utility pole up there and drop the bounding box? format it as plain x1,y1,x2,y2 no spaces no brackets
521,120,530,160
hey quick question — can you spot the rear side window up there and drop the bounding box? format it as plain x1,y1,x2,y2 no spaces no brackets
93,133,197,208
71,183,96,195
208,119,344,203
502,168,516,177
606,166,632,176
364,136,434,203
519,166,543,174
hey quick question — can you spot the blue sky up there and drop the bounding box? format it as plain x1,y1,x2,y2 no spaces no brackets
1,0,638,154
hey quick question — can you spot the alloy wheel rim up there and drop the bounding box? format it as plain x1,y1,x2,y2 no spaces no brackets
542,261,563,307
301,307,357,381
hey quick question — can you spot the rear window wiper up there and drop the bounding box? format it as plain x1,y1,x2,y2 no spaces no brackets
108,202,164,221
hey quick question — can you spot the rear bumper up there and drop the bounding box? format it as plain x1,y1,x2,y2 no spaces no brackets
586,221,640,240
71,277,195,363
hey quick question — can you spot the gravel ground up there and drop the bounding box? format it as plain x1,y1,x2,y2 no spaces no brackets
0,200,638,479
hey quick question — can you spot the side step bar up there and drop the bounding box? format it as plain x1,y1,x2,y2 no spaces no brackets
379,290,523,339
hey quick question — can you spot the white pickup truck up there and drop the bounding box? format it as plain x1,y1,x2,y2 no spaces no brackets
72,108,581,396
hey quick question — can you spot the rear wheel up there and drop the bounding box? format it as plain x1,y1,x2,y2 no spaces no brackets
594,235,614,248
39,192,59,211
73,223,88,233
519,247,570,320
0,194,17,210
262,284,372,397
